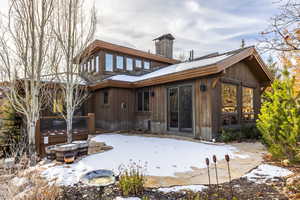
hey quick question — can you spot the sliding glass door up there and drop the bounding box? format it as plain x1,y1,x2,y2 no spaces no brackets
168,85,193,133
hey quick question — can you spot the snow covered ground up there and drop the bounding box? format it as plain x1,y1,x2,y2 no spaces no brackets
243,164,293,183
42,134,247,186
157,185,208,193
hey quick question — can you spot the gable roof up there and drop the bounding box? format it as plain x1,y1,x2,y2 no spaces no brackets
80,39,179,65
90,46,274,90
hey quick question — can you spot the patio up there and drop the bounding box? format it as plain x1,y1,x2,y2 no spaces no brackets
42,133,266,187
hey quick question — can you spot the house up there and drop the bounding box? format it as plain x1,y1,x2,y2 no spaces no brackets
78,34,273,140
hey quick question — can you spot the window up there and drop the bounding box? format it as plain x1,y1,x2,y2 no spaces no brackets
84,63,87,72
87,60,90,72
91,58,94,72
137,89,149,111
221,83,238,125
144,61,150,70
144,91,149,111
135,59,142,68
242,87,254,121
95,56,99,73
105,53,113,71
103,91,109,104
53,94,63,113
137,91,143,111
116,56,124,69
126,58,133,71
80,63,83,73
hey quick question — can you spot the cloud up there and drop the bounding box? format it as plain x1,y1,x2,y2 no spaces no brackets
0,0,278,59
92,0,278,59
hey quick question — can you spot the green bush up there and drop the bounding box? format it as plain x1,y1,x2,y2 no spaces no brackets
257,75,300,162
118,162,146,197
218,125,260,143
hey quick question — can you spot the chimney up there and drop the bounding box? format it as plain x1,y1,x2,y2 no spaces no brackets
153,33,175,59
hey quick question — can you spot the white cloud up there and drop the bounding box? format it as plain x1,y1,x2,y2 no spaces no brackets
92,0,277,59
0,0,278,59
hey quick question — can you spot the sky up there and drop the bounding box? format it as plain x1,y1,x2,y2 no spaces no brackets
0,0,279,60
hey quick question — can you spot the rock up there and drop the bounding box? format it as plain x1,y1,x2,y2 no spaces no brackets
88,147,105,155
89,141,106,148
88,141,109,154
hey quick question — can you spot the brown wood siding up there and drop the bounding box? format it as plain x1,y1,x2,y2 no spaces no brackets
194,78,213,140
224,61,260,84
92,88,135,130
149,85,167,132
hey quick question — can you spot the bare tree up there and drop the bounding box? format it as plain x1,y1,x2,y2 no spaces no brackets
259,0,300,88
0,0,59,154
51,0,96,143
260,0,300,52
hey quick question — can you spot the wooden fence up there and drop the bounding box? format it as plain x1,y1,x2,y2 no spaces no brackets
35,113,95,157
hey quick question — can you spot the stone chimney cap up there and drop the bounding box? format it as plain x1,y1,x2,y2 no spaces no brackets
153,33,175,41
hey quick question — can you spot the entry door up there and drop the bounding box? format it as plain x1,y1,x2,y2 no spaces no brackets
179,86,193,132
168,85,193,132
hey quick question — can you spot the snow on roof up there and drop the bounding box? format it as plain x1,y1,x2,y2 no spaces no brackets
106,53,231,83
41,73,87,85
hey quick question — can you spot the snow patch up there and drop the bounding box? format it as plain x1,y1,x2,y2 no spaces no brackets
157,185,208,193
243,164,293,183
42,134,247,186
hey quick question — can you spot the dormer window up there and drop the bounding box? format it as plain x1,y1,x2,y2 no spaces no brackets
116,56,124,70
126,58,133,71
91,58,94,72
105,53,113,72
136,59,142,68
87,61,90,72
95,55,99,73
144,61,150,70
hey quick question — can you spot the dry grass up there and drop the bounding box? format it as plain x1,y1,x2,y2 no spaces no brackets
0,144,61,200
118,161,147,197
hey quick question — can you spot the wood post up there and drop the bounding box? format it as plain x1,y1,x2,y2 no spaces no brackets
35,119,41,157
88,113,95,134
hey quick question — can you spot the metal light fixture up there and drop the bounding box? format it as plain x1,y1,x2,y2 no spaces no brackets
200,84,207,92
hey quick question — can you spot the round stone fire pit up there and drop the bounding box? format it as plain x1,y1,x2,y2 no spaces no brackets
81,169,116,187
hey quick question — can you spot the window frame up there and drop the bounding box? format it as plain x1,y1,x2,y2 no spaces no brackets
144,61,150,70
135,59,142,69
137,89,150,112
242,86,255,122
126,57,133,71
105,53,114,72
116,55,124,70
87,60,90,72
221,83,238,126
103,90,109,105
91,57,95,72
95,55,99,73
